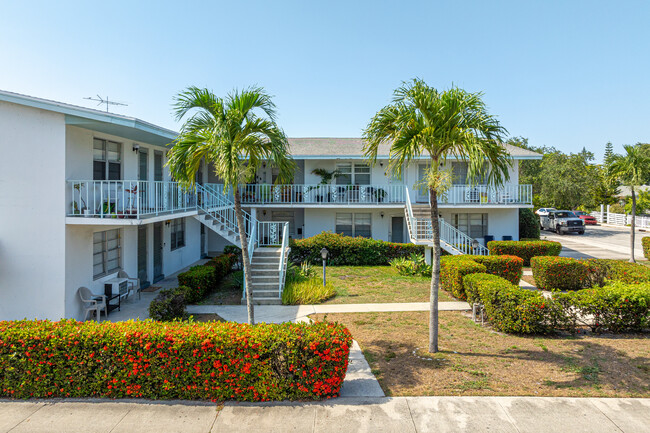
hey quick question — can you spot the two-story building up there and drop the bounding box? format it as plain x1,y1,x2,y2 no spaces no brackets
0,90,541,321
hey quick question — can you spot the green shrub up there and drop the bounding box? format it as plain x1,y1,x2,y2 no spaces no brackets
148,287,189,321
563,282,650,332
390,253,431,277
440,257,486,300
519,208,540,240
469,255,524,285
207,253,236,278
289,232,424,266
531,256,592,291
463,273,560,334
582,259,650,285
177,266,217,303
643,237,650,260
223,245,242,269
282,278,336,305
0,319,352,401
488,240,562,266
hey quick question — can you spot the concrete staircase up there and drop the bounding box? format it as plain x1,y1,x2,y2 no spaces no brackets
243,247,285,305
410,205,433,220
194,213,240,245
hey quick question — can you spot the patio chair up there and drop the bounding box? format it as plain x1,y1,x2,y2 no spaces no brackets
117,270,140,300
77,287,107,322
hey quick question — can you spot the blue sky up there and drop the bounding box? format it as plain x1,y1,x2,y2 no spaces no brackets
2,0,649,160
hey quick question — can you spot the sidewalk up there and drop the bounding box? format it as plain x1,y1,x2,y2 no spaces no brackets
2,396,648,433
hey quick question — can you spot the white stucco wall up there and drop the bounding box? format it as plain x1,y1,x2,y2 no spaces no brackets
439,208,520,245
0,102,67,320
303,208,400,241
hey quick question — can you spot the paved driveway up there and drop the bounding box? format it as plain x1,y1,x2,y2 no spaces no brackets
541,224,647,260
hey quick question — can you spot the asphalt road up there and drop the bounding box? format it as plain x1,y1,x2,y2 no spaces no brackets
540,224,648,261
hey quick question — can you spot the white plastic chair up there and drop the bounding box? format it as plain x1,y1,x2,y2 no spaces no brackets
78,287,107,322
117,270,140,300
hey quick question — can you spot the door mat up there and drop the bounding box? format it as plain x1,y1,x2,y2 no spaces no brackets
141,286,161,292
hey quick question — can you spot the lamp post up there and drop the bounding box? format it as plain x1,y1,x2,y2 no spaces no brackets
320,248,329,287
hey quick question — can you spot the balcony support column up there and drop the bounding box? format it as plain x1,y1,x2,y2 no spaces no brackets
424,246,432,265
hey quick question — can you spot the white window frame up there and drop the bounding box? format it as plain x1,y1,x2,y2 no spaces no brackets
93,138,122,181
452,213,488,239
336,163,371,185
335,212,372,238
93,229,122,279
170,219,186,250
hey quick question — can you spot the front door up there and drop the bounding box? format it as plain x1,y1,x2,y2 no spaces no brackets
200,224,206,258
137,225,149,288
417,164,429,202
153,222,164,282
391,216,404,243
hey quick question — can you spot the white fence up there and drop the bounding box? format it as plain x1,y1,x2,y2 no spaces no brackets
590,211,650,229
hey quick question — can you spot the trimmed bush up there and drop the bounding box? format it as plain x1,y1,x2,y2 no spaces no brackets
440,257,486,300
643,237,650,260
0,319,352,401
519,208,540,240
223,245,242,269
584,259,650,285
531,256,592,291
563,282,650,332
148,287,189,321
488,240,562,266
469,255,524,285
177,266,218,303
463,273,560,334
289,232,425,266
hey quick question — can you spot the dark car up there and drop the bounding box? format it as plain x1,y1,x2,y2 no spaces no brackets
573,211,598,225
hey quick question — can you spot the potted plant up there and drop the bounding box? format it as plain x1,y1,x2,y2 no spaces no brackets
72,182,89,216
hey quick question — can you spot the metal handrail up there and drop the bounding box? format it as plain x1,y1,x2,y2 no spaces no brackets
278,222,289,298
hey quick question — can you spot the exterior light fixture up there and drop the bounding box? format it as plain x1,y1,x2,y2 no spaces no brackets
380,212,384,218
320,248,329,287
132,144,140,153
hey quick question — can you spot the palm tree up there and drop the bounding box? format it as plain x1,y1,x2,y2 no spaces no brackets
609,144,650,263
363,79,511,353
167,86,295,324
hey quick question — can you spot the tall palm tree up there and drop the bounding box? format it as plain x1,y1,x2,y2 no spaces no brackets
609,144,650,263
363,79,511,353
167,86,295,324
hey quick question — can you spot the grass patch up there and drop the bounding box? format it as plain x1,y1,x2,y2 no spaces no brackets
282,277,336,305
313,311,650,397
323,266,454,304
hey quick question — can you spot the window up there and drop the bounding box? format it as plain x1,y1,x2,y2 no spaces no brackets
452,213,488,238
93,138,122,180
170,219,185,250
336,164,370,185
451,161,488,185
93,229,121,279
336,212,371,238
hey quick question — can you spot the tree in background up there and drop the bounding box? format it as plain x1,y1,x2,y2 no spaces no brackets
625,190,650,215
609,144,650,262
364,79,510,353
167,86,295,324
519,208,540,239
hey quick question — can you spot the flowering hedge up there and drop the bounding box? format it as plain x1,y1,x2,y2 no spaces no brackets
0,319,352,401
531,256,592,291
462,273,559,334
469,255,524,285
440,257,486,300
289,232,425,266
585,259,650,285
487,240,562,266
643,237,650,260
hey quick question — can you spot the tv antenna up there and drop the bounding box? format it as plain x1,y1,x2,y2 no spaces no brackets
84,95,128,112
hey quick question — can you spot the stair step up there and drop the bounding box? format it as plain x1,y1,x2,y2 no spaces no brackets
250,290,280,297
252,258,280,264
252,264,279,270
251,269,278,276
241,297,282,305
249,282,279,289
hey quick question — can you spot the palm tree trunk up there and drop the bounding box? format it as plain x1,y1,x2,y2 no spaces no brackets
234,190,255,324
630,187,636,263
429,187,441,353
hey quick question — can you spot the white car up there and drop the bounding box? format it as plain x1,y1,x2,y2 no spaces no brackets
535,207,557,217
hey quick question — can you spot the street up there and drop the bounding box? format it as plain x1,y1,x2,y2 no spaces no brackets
541,224,648,261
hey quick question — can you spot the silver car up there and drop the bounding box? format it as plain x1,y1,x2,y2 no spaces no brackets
540,210,585,235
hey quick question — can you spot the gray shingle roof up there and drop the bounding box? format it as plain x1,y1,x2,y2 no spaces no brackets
287,137,542,159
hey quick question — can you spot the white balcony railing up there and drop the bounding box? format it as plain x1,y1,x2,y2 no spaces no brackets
438,184,532,206
236,183,407,205
68,180,196,219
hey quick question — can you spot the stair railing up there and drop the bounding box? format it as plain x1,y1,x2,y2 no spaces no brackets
278,222,290,299
242,222,257,300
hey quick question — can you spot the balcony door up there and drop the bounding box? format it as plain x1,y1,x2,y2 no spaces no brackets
153,222,164,283
416,164,429,202
137,225,149,288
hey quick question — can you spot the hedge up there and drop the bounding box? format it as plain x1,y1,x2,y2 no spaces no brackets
440,257,486,300
177,254,237,304
0,319,352,401
519,208,540,240
462,273,559,334
530,256,592,291
643,237,650,260
487,240,562,266
148,287,189,321
469,255,524,285
289,232,425,266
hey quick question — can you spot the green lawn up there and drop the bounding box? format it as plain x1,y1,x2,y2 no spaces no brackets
322,266,454,304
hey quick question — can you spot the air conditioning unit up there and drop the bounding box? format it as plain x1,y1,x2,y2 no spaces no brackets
104,278,128,297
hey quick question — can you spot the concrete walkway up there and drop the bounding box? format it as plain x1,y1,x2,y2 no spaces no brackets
186,301,470,323
2,396,648,433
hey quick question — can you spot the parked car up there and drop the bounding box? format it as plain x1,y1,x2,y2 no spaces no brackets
535,207,557,217
573,211,598,225
540,210,585,235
